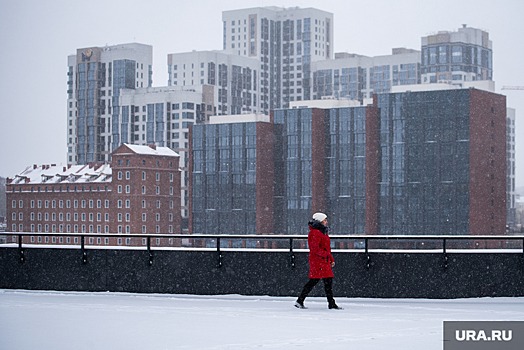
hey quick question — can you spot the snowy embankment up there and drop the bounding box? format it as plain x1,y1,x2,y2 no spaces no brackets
1,290,523,349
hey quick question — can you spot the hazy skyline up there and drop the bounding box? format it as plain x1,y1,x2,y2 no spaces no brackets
1,0,523,187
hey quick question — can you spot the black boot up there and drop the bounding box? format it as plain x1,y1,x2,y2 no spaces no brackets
294,300,307,309
328,303,343,310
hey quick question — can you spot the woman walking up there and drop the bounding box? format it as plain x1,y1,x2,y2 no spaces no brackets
295,212,342,310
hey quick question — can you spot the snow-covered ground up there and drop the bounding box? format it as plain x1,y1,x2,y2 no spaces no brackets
1,290,523,350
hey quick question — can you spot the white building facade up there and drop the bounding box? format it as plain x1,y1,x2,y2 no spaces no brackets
421,25,493,84
311,48,421,102
167,50,261,115
222,6,334,112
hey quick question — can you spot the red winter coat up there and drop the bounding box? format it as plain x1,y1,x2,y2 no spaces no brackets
308,222,334,279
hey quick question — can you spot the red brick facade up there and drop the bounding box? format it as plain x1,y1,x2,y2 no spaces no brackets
468,89,507,235
6,144,181,246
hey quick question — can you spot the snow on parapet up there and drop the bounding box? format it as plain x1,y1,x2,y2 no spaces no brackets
289,98,362,109
208,114,270,124
122,143,179,157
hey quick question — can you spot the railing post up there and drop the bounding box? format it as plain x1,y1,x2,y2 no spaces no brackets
365,238,371,269
147,236,153,266
442,238,448,270
81,235,87,264
18,234,25,264
289,238,295,268
217,237,223,268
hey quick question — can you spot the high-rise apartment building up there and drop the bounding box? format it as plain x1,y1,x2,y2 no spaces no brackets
118,85,215,226
167,50,261,115
190,88,506,236
312,48,421,102
421,25,492,84
272,105,380,235
222,6,334,112
67,43,153,165
189,114,275,235
376,88,506,235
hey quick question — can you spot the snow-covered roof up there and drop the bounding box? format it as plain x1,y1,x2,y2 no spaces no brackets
9,163,112,185
122,143,179,157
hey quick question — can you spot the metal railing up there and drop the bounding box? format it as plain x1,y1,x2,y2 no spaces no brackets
2,232,524,269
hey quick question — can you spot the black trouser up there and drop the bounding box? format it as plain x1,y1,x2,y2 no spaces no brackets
297,278,335,306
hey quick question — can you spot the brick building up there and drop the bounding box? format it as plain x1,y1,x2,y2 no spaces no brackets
6,144,181,246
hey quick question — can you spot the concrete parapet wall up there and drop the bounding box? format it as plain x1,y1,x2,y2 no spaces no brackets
1,247,523,298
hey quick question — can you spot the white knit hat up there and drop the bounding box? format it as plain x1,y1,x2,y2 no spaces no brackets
312,212,327,222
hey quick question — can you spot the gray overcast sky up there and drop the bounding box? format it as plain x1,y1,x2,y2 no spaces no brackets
1,0,523,188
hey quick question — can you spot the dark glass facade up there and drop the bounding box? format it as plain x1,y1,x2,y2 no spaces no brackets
273,106,369,235
111,59,137,152
326,107,367,234
191,123,260,234
274,108,314,233
377,90,471,235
